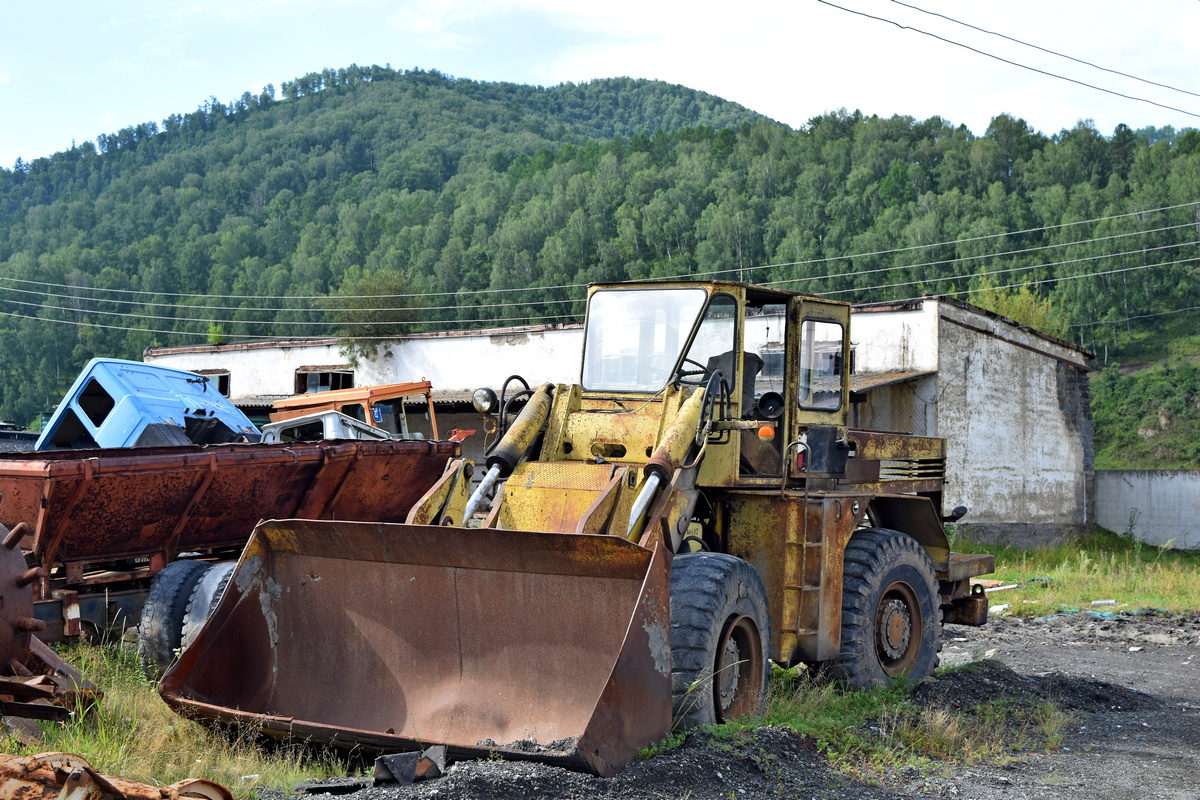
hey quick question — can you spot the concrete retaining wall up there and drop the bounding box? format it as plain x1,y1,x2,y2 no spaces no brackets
1096,470,1200,550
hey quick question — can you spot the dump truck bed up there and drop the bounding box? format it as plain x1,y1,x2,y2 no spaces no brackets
0,439,460,595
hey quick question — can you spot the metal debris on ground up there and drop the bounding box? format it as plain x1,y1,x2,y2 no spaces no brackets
373,746,447,784
0,751,232,800
292,777,373,795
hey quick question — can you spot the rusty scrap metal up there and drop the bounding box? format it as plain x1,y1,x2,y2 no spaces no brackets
0,752,231,800
0,439,459,599
0,524,101,738
159,519,672,777
0,523,44,667
373,746,446,784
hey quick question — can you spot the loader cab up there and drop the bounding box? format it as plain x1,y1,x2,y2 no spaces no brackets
577,281,851,488
681,286,850,487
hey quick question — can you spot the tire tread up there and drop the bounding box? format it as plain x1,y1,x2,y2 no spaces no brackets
826,528,941,688
137,560,209,678
670,552,771,729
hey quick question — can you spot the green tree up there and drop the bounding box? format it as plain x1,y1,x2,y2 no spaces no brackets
971,274,1067,337
333,269,427,365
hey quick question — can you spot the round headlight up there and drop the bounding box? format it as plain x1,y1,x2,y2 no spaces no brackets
472,387,499,414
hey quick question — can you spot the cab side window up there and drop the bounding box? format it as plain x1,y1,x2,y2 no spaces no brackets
798,320,843,411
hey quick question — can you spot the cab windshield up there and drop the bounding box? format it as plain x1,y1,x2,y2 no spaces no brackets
581,287,708,391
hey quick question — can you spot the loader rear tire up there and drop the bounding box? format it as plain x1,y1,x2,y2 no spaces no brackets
181,561,236,650
826,528,940,689
138,559,208,679
669,552,771,729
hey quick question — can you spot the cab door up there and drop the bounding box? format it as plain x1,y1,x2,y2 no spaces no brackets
787,298,850,479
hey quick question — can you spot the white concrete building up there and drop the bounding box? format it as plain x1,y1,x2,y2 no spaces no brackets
145,296,1094,547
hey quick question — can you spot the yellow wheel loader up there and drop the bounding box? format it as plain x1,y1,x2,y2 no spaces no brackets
159,281,994,776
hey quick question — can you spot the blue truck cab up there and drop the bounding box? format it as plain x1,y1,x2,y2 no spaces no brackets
36,358,261,450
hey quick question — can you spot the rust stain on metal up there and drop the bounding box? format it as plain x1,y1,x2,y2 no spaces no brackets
0,439,457,594
0,752,231,800
160,521,672,777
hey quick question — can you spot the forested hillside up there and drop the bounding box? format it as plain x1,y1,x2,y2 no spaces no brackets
1,65,1198,466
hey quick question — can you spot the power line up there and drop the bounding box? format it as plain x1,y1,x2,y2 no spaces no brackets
1,199,1196,304
0,274,589,303
816,0,1200,120
6,237,1190,329
0,295,582,330
1068,304,1200,329
818,240,1197,297
0,284,586,315
893,254,1200,304
8,241,1193,336
3,221,1190,319
765,221,1197,290
0,309,579,341
611,201,1200,283
890,0,1200,101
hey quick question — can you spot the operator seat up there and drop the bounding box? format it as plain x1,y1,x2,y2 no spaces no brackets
705,351,764,415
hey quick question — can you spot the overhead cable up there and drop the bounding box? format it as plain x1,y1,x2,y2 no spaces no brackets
890,0,1200,100
816,0,1200,120
2,220,1191,317
817,240,1196,297
0,199,1196,304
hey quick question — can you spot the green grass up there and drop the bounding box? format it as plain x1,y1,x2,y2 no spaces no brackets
0,645,345,798
642,663,1072,787
962,526,1200,615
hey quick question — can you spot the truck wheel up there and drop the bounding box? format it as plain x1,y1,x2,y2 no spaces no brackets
181,561,236,650
669,552,771,729
828,528,940,688
138,559,209,678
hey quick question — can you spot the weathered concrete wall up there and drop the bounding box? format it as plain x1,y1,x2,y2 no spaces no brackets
849,304,939,374
146,326,585,399
1096,471,1200,550
933,302,1094,548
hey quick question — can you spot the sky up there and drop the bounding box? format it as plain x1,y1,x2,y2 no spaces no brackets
3,0,1200,170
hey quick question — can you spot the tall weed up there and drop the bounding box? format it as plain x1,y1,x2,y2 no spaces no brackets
1,645,343,798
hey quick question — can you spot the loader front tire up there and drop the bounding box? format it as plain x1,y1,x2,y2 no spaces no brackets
669,552,771,729
138,559,208,679
181,561,236,650
827,528,940,688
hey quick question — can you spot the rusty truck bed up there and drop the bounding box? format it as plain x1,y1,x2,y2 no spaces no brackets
0,439,459,604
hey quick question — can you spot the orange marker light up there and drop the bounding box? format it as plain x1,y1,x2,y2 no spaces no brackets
757,425,775,441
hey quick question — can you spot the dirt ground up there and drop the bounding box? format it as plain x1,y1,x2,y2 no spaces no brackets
286,610,1200,800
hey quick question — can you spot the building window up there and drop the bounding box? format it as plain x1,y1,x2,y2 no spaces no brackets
193,370,231,397
295,368,354,394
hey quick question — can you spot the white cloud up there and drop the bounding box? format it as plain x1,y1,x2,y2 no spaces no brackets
0,71,10,85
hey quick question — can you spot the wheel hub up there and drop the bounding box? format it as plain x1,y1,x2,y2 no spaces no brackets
877,598,912,660
717,637,742,711
713,614,763,721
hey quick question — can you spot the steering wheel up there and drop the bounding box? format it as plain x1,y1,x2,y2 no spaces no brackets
676,357,712,384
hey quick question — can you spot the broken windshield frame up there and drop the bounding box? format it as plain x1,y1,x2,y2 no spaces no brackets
581,287,709,392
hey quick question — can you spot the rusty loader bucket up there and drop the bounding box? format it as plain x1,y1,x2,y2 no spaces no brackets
158,519,672,777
